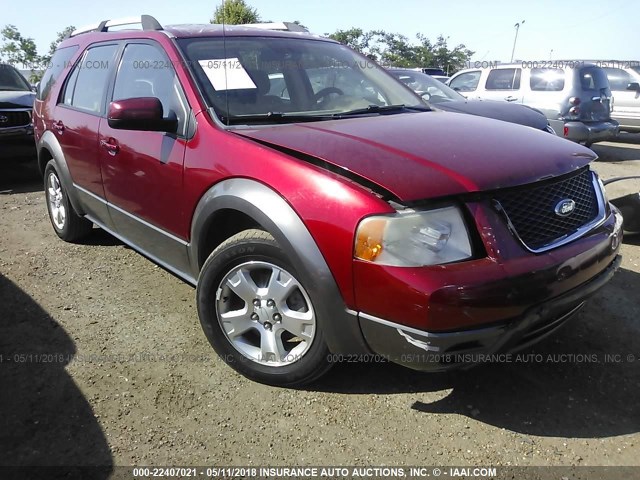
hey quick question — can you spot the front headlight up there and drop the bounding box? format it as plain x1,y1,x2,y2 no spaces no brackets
354,206,473,266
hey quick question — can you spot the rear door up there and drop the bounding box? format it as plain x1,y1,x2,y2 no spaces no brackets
577,66,613,122
480,67,523,103
53,42,120,226
603,67,640,130
98,40,191,275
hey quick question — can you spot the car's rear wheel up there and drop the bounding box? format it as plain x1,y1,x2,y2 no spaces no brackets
44,160,93,242
196,229,331,386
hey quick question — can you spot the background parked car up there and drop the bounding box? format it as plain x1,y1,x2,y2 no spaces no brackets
0,64,36,160
447,63,619,146
388,68,552,132
598,62,640,133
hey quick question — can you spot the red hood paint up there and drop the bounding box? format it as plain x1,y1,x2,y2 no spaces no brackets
234,111,597,201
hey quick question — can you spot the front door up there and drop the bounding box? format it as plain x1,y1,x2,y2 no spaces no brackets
98,41,191,277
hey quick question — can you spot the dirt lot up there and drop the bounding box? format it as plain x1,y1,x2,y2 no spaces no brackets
0,134,639,474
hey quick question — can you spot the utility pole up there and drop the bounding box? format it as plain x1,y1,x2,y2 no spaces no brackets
510,20,525,63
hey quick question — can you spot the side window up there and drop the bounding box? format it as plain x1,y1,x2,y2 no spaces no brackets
603,68,633,91
486,68,521,90
37,45,79,101
112,43,189,136
62,44,119,113
449,71,481,92
529,68,565,91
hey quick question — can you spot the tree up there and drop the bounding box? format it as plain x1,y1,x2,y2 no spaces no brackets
430,35,474,75
41,26,75,66
328,27,474,72
211,0,260,25
378,32,419,67
1,24,77,82
0,25,39,70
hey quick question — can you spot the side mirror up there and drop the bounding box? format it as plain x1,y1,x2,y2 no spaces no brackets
627,82,640,92
107,97,177,133
32,82,39,93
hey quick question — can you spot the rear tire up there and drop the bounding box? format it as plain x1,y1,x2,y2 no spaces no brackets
44,160,93,242
196,229,332,386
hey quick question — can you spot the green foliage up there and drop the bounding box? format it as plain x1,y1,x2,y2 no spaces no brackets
1,24,75,82
328,28,474,74
211,0,260,25
41,26,75,65
0,25,39,69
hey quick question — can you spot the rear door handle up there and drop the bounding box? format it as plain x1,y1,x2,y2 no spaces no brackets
100,138,120,156
505,96,518,102
52,121,65,134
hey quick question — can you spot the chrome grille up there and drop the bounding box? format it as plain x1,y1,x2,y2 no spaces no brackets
0,110,31,128
493,168,602,251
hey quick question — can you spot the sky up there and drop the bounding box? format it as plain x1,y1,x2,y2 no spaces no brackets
0,0,637,64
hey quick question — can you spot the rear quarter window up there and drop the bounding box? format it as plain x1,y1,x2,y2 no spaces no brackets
529,68,565,91
579,67,609,90
37,46,79,101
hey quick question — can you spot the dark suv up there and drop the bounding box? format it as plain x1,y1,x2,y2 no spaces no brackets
0,63,36,159
34,16,622,386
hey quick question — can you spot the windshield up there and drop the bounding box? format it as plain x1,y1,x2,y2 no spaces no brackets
388,70,465,103
177,36,427,124
0,64,31,91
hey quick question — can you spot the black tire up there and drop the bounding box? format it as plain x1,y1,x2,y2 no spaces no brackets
196,229,332,386
44,160,93,242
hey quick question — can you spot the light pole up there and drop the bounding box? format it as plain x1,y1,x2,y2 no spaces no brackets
510,20,525,63
549,49,553,60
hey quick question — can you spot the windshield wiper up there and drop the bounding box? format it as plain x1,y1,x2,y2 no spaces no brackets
225,112,335,125
335,104,429,117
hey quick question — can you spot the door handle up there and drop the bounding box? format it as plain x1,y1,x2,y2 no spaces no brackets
51,121,65,134
100,138,120,156
505,96,518,102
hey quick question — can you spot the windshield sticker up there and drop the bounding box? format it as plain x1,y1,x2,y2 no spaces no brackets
198,58,256,91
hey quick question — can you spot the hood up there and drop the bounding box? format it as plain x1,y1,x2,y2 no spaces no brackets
0,90,35,109
234,111,596,202
434,100,548,131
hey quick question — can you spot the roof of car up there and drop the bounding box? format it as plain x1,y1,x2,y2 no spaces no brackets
164,24,332,41
58,17,336,51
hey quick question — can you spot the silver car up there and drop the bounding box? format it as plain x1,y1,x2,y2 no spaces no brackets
447,62,619,146
599,62,640,133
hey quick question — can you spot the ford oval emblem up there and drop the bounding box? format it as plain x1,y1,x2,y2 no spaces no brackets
555,199,576,217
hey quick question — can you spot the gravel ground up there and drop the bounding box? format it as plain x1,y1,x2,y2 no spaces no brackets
0,135,639,474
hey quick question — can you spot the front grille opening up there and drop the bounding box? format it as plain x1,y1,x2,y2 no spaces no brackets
0,110,31,128
493,167,600,251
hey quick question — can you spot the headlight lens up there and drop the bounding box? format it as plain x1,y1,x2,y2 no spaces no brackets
354,206,473,266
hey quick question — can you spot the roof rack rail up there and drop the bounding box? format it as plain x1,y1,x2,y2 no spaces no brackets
242,22,309,33
69,15,163,38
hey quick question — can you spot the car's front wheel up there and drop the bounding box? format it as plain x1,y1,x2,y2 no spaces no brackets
44,160,93,242
196,229,331,386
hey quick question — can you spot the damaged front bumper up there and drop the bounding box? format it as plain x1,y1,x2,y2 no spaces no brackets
357,254,621,371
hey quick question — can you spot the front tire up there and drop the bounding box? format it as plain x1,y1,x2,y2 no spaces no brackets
44,160,93,242
196,229,331,386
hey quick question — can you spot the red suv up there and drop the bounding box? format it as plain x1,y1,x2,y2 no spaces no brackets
34,16,622,386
